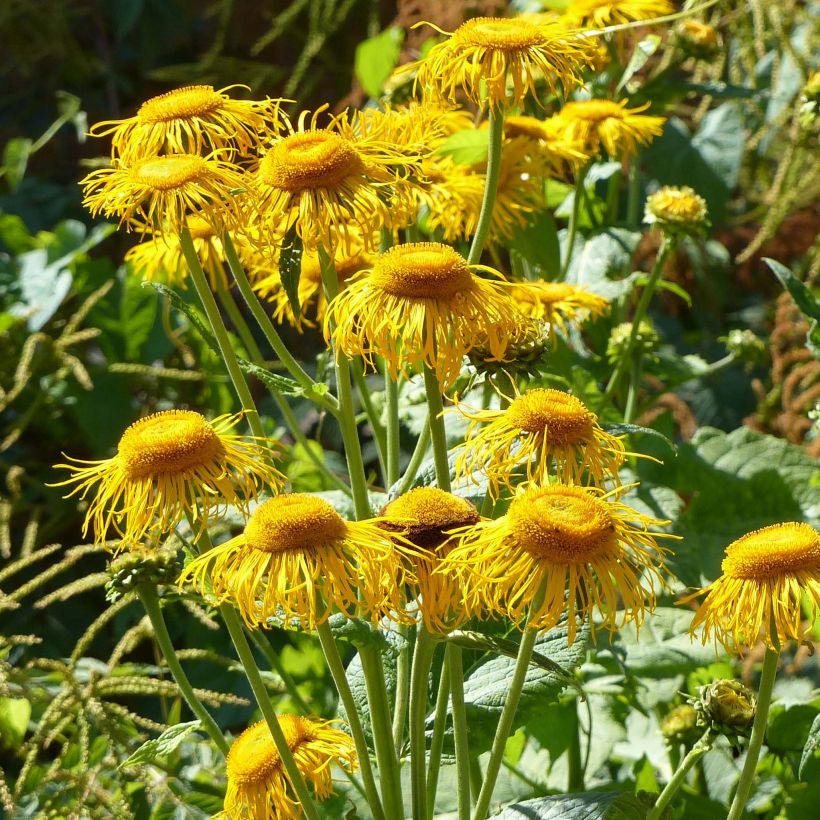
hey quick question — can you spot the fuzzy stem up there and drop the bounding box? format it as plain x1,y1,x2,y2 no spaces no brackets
560,163,590,279
385,369,401,488
410,626,438,820
425,651,451,817
246,628,312,715
467,108,504,265
626,153,642,229
447,642,471,819
392,623,412,749
647,730,714,820
351,360,388,483
395,420,431,496
422,364,451,493
136,584,229,756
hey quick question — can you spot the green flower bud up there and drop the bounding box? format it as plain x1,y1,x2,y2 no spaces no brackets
661,704,700,746
106,543,182,602
606,320,659,365
693,679,756,742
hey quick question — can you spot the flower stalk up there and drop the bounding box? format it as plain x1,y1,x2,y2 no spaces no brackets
467,107,505,265
647,730,714,820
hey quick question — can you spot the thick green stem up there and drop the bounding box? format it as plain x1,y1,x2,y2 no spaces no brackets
566,703,584,792
647,730,713,820
215,275,264,362
626,153,642,229
726,647,780,820
560,163,590,279
472,577,549,820
395,421,431,496
316,622,386,820
422,364,451,493
385,369,401,488
467,108,505,265
393,623,412,749
246,628,311,715
136,584,229,756
425,652,451,817
351,360,388,484
623,355,643,425
410,626,438,820
180,229,264,439
447,642,471,819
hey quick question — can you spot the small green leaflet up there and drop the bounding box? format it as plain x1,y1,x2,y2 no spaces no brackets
279,224,303,320
799,713,820,780
120,720,202,768
766,257,820,358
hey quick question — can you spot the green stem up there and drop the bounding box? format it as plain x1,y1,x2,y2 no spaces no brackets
726,647,780,820
351,360,388,484
221,232,338,416
359,645,404,819
410,626,438,820
246,629,312,715
395,421,431,496
469,756,483,804
471,577,549,820
623,354,643,425
392,624,412,749
180,229,264,439
467,108,505,265
606,169,621,225
315,622,386,820
566,703,584,791
447,642,471,819
560,163,590,279
136,584,229,756
626,153,642,229
647,730,714,820
422,364,451,493
215,275,264,362
385,369,401,488
425,652,451,817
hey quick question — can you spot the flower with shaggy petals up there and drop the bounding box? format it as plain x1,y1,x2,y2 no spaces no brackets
687,522,820,652
503,115,589,176
378,487,481,631
124,215,228,290
179,493,416,629
220,714,356,820
560,0,674,29
442,483,673,643
89,85,275,162
251,107,424,254
454,388,627,495
53,411,282,548
325,242,520,389
413,16,596,110
511,281,610,336
81,152,247,235
644,185,709,235
546,99,665,160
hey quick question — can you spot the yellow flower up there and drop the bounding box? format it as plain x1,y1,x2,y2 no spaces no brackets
413,16,596,109
687,522,820,652
220,715,356,820
124,215,228,289
179,493,415,629
325,242,520,389
504,115,589,173
510,281,610,336
442,483,672,643
379,487,481,631
251,107,424,254
454,388,627,495
644,185,709,234
81,152,246,235
89,85,273,161
677,19,720,53
547,99,665,160
560,0,674,29
53,411,282,548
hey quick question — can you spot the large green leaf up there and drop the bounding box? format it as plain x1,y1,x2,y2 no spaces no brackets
354,27,404,98
563,229,642,299
499,790,646,819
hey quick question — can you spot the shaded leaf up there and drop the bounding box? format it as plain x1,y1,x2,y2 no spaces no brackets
799,713,820,780
120,721,202,768
499,790,646,819
279,224,303,320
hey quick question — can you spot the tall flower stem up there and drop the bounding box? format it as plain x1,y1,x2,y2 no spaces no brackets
136,584,229,756
409,626,438,820
447,641,471,820
385,369,401,488
422,364,451,493
316,622,386,820
647,730,714,820
472,577,548,820
246,629,312,715
626,153,642,228
425,652,451,816
392,623,412,749
396,420,431,496
560,162,590,279
467,107,504,265
726,646,780,820
179,229,264,439
351,360,388,483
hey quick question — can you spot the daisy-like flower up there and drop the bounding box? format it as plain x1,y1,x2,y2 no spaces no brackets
644,185,709,235
250,107,424,255
81,152,247,235
220,715,356,820
688,522,820,652
413,16,596,110
454,387,627,495
560,0,674,29
90,85,274,162
442,482,672,643
676,20,720,55
179,493,415,629
511,281,610,336
378,487,481,631
325,242,520,389
124,215,228,289
546,99,665,160
503,115,589,174
53,411,283,548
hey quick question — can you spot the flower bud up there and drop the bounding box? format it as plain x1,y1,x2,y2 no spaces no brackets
661,704,700,746
106,543,182,601
644,186,709,236
694,679,756,740
606,320,659,365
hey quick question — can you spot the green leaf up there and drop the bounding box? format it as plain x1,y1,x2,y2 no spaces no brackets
146,282,219,354
617,35,661,93
2,137,33,190
602,423,676,453
238,360,329,401
121,272,157,360
279,224,303,320
437,129,488,165
767,702,820,753
509,210,561,274
563,228,642,299
0,213,36,254
354,27,404,98
765,257,820,357
0,697,31,749
120,721,202,768
799,713,820,780
499,790,646,819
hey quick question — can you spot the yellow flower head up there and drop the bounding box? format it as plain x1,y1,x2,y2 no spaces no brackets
413,16,596,110
379,487,481,631
547,99,665,160
53,411,282,548
220,715,356,820
325,242,520,389
503,115,589,173
124,215,228,290
687,522,820,652
511,281,610,336
454,388,627,496
442,483,672,643
644,185,709,234
179,493,415,629
81,152,247,235
560,0,674,29
251,107,424,254
89,85,274,162
677,20,720,53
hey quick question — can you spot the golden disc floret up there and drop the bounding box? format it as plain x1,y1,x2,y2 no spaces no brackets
688,522,820,652
645,185,709,234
